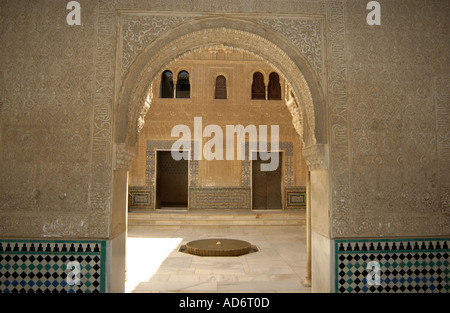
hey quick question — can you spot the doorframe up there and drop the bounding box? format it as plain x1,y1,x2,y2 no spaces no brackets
154,148,191,211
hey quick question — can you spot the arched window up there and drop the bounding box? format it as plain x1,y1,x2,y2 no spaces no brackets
251,72,265,100
215,75,227,99
176,70,190,98
268,72,281,100
160,70,174,98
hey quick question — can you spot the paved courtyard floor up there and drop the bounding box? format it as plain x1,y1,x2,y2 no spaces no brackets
125,225,310,293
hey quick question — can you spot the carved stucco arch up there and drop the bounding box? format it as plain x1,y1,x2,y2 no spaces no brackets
116,16,328,170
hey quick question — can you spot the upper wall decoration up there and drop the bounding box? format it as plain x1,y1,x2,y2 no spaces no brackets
119,13,325,80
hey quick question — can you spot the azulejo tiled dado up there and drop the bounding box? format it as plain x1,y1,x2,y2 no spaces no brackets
0,239,106,293
335,238,450,293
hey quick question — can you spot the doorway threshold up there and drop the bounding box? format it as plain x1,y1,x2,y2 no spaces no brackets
157,207,188,213
251,209,284,213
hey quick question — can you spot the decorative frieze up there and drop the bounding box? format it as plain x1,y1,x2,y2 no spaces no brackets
435,75,450,218
88,0,117,222
326,1,350,238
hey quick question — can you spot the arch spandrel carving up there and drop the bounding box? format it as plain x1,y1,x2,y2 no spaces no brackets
116,15,327,162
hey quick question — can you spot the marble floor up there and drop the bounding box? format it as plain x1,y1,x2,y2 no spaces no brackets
125,225,310,293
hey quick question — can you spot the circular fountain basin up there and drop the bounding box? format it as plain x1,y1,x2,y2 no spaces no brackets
185,238,252,256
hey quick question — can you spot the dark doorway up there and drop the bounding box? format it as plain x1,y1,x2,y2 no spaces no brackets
251,152,282,210
156,151,189,209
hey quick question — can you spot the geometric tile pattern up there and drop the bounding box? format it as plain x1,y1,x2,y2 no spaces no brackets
128,186,153,209
285,187,306,209
0,240,106,293
335,238,450,293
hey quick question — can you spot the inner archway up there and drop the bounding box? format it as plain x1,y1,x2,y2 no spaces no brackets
113,17,329,292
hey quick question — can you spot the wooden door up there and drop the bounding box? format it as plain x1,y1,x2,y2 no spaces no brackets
252,152,282,209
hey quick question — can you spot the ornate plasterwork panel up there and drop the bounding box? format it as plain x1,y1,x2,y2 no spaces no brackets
120,14,196,77
0,0,116,238
119,13,325,80
343,1,450,237
256,17,323,78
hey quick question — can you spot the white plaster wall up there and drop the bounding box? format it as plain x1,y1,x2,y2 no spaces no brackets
311,230,335,293
106,231,127,293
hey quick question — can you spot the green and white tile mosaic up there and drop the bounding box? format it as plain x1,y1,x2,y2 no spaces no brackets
0,239,106,293
335,238,450,293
